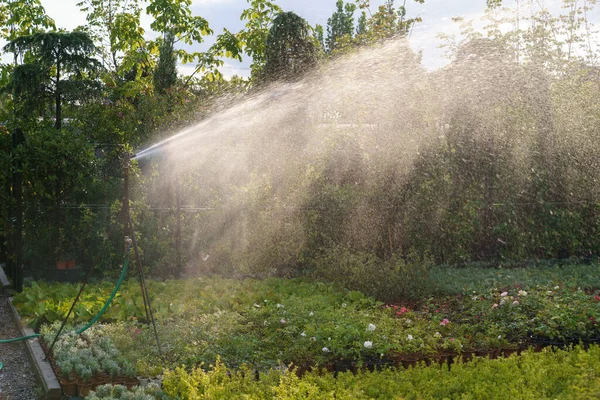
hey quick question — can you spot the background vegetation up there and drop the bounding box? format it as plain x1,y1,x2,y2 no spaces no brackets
1,0,598,301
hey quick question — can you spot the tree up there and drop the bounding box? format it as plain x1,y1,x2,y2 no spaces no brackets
357,11,368,36
315,24,325,50
359,0,424,41
262,12,319,82
238,0,282,79
0,0,55,63
153,32,177,95
5,31,101,129
76,0,146,73
146,0,212,64
325,0,356,52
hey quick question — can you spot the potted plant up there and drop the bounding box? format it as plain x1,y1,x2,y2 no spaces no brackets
56,357,77,397
122,361,139,389
75,361,94,398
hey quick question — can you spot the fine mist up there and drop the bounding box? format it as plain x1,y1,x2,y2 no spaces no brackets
135,13,600,294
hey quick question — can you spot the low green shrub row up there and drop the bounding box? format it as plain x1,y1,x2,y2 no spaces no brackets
160,345,600,399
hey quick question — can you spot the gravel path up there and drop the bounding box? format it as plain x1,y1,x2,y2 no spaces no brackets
0,292,40,400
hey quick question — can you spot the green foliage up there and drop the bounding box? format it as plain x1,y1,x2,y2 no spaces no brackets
76,0,146,73
146,0,211,46
5,30,102,129
313,246,434,301
153,32,177,95
262,12,319,81
162,345,600,399
21,272,600,376
325,0,356,52
0,0,55,43
88,383,168,400
238,0,282,79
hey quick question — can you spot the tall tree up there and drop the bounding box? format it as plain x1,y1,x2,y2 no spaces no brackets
5,31,101,129
238,0,282,79
262,11,319,82
357,11,368,36
325,0,357,52
153,31,177,94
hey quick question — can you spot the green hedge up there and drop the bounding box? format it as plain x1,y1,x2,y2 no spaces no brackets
161,345,600,399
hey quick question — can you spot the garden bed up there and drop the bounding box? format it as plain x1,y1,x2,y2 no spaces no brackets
12,268,600,387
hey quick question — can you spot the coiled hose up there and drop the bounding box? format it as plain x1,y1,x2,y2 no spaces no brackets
0,252,131,371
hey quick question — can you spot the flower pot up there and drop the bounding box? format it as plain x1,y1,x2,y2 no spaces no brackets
474,349,490,358
489,349,500,359
77,382,93,398
400,355,419,369
56,260,68,270
91,374,109,390
59,379,77,397
124,377,139,390
458,351,474,363
137,376,150,387
66,259,76,269
534,343,544,352
502,348,519,358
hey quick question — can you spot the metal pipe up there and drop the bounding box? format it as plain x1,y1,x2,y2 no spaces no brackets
127,210,162,356
123,153,162,356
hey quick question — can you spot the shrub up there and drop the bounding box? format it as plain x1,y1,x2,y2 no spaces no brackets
313,246,433,301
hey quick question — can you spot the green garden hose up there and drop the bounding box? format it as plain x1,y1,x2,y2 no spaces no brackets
0,253,131,368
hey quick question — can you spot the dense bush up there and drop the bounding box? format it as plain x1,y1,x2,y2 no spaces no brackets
161,345,600,399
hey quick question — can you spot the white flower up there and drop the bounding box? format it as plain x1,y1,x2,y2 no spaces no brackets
309,312,314,317
500,292,508,297
328,337,331,341
434,332,442,338
263,321,268,326
264,300,268,303
367,323,376,332
342,303,347,308
547,291,553,295
498,335,502,340
518,290,527,296
472,296,479,301
407,334,414,341
301,331,306,337
280,318,286,324
364,341,373,349
277,303,284,308
322,347,330,353
554,286,560,290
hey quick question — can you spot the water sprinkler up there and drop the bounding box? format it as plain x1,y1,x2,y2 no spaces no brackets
122,151,163,356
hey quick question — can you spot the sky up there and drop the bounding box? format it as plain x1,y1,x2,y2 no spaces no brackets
29,0,600,76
